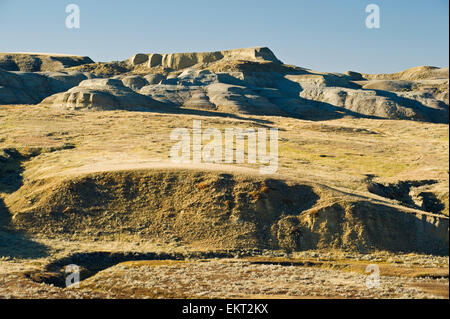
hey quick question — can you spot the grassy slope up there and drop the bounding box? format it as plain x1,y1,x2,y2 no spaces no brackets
1,104,448,206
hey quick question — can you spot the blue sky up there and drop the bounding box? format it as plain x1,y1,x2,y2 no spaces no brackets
0,0,448,73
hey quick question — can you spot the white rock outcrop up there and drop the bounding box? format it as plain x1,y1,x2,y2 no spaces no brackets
129,47,283,70
1,49,448,123
41,78,164,111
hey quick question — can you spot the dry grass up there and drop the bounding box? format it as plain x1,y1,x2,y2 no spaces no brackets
0,104,448,299
74,258,449,299
0,233,448,299
1,105,447,198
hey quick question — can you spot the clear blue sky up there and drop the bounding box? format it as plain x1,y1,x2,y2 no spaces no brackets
0,0,448,73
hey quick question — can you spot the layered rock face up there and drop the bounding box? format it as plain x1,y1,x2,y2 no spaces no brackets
128,47,283,70
0,53,93,72
0,70,96,104
40,78,165,111
0,49,448,123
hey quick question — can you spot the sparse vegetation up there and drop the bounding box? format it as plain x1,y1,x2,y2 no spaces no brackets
0,103,448,298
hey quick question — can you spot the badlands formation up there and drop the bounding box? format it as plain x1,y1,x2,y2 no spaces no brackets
0,48,448,298
0,47,447,121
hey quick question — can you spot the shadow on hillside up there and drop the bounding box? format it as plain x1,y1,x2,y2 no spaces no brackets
0,148,26,194
131,75,384,123
275,77,384,121
0,198,49,259
161,107,276,126
161,82,383,123
367,179,446,215
297,98,383,121
371,89,449,124
353,201,449,256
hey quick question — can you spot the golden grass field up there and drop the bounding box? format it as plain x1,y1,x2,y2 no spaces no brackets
0,104,448,298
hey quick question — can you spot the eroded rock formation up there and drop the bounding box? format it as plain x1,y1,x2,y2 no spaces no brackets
0,48,448,123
